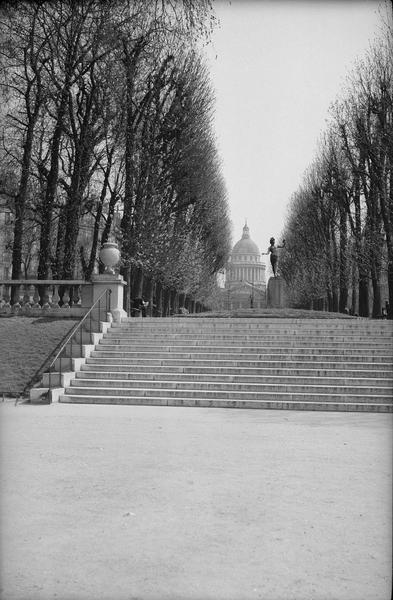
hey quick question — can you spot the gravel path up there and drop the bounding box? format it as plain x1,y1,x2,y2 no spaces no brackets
0,403,391,600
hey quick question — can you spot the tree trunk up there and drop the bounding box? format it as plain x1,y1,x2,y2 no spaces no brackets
93,156,116,275
371,276,382,318
387,258,393,319
351,263,358,315
62,196,85,279
370,232,383,319
100,189,118,247
120,42,140,262
170,289,177,315
162,287,171,316
358,273,370,317
53,208,67,279
11,119,38,301
131,266,144,300
11,126,35,280
37,84,70,279
155,281,163,316
327,289,333,312
120,265,131,315
332,288,339,313
339,208,349,312
378,150,393,317
84,201,103,279
10,206,25,305
143,276,154,316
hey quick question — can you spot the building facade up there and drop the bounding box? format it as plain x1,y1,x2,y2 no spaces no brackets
220,223,266,310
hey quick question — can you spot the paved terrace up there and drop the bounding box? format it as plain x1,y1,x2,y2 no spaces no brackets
0,402,391,600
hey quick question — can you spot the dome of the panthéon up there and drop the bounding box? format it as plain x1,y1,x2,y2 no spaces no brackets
232,224,260,256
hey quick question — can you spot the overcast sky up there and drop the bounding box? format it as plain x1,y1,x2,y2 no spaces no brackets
205,0,384,268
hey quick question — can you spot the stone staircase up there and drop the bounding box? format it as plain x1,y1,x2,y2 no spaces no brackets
60,317,393,412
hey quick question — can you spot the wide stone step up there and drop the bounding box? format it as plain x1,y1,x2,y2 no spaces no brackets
85,356,393,369
115,332,392,342
64,385,390,403
119,316,389,324
69,378,393,396
99,337,392,349
59,393,392,412
106,328,393,338
117,317,392,326
90,349,392,361
75,371,393,387
114,326,393,336
97,339,390,354
80,363,393,378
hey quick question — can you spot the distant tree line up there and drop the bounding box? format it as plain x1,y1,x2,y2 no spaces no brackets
280,5,393,318
0,0,231,313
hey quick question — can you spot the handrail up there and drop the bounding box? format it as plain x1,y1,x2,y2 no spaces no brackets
47,288,111,392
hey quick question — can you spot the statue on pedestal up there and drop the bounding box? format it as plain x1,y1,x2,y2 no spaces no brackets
262,237,285,277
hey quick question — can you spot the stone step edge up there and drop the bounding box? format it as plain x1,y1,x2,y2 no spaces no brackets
104,332,393,339
69,379,393,393
82,364,393,374
59,395,393,413
91,350,393,358
89,356,393,365
98,341,393,348
85,359,393,368
95,348,393,357
118,317,392,324
76,372,393,383
113,329,393,336
64,386,392,401
116,322,393,329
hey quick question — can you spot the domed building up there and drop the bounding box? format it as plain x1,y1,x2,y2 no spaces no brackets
220,223,266,310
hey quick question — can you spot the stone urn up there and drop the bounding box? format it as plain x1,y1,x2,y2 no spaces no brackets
99,242,120,275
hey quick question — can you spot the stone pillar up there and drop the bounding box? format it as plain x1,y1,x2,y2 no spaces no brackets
91,273,127,322
267,276,288,309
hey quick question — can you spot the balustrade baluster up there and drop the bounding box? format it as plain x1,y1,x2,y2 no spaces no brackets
12,284,22,313
42,285,51,310
2,283,11,313
72,285,81,307
62,286,70,308
27,284,35,308
52,284,60,309
22,284,32,312
47,285,54,307
32,285,41,309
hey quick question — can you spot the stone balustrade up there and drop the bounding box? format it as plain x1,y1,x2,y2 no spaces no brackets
0,280,93,316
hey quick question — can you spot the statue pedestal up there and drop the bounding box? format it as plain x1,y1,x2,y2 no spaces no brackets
267,276,287,309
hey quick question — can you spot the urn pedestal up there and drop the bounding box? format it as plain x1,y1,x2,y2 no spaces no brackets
91,243,127,322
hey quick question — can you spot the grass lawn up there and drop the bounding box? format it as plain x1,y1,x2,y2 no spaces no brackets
0,315,79,397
